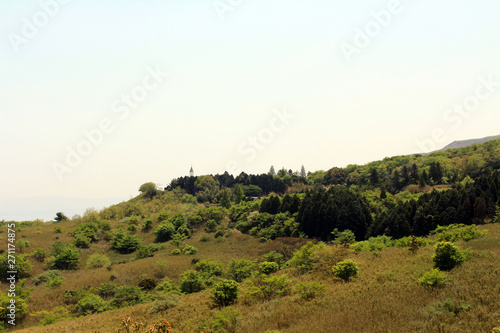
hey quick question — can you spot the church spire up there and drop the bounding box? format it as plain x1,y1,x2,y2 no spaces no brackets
189,165,194,177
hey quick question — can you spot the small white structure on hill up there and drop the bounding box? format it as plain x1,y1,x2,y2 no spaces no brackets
189,166,194,177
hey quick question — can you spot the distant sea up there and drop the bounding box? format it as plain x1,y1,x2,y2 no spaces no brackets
0,196,129,222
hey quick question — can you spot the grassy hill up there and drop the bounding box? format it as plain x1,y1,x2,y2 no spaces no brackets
1,139,500,332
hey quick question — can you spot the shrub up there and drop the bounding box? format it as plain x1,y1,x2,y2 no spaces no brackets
48,245,80,270
258,261,280,275
199,233,212,242
227,259,255,282
32,306,72,326
32,270,64,286
86,253,111,269
142,218,153,232
111,286,144,308
138,276,157,290
332,259,358,282
0,253,33,279
243,274,292,301
154,277,181,294
432,242,465,271
127,224,137,233
76,294,110,315
431,298,471,316
171,249,181,256
53,225,64,233
294,281,326,301
418,268,450,288
211,308,241,333
262,251,285,268
288,241,327,272
110,230,142,254
196,259,223,277
211,279,239,307
331,228,355,245
155,260,169,279
154,223,176,242
32,248,46,262
0,292,28,324
182,245,198,255
96,282,118,298
148,292,180,314
179,270,206,294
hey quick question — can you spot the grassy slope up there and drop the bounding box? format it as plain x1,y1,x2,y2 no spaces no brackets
7,219,500,333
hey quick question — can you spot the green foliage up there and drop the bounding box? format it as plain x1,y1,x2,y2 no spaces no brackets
154,222,176,243
179,270,206,294
171,248,181,256
0,253,32,279
287,242,326,272
53,225,64,233
32,306,72,326
139,182,157,199
110,229,142,254
148,292,180,314
196,259,224,277
96,282,118,298
142,218,153,232
258,261,280,275
45,242,79,270
262,251,286,268
294,281,326,301
111,286,144,308
332,259,359,282
182,245,199,255
431,298,472,316
76,294,110,315
86,253,111,269
170,232,188,248
211,308,241,333
418,268,450,287
432,242,466,271
72,221,100,248
220,188,232,209
0,292,28,325
211,279,239,307
243,274,292,300
200,233,212,242
227,259,255,282
32,270,64,286
331,228,355,245
434,224,487,242
154,277,181,294
32,248,46,262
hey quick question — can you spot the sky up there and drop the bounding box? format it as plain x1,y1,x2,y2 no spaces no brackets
1,0,499,221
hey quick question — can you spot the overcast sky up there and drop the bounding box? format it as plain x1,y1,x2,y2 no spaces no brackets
1,0,499,220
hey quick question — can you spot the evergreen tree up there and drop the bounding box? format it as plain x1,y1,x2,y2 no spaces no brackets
300,165,307,179
269,166,276,176
234,184,244,204
220,188,231,209
370,168,379,186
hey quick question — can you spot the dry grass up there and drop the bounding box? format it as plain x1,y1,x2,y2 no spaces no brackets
7,221,500,333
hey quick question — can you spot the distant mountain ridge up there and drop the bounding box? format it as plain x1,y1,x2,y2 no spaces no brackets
433,134,500,153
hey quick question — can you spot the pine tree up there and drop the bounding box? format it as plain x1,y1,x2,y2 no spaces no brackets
300,165,306,179
234,185,244,204
220,189,231,209
269,166,276,176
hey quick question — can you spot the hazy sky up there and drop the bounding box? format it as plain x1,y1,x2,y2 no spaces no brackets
1,0,499,220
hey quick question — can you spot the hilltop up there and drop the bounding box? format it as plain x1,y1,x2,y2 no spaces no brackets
0,139,499,332
433,134,500,153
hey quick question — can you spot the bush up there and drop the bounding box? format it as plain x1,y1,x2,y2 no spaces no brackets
294,281,326,301
32,270,64,286
211,308,241,333
111,286,144,308
142,219,153,232
86,253,111,269
262,251,285,268
53,225,64,233
154,222,176,242
77,294,110,315
96,282,118,298
182,245,198,255
154,277,181,294
227,259,255,282
196,259,223,277
0,253,33,279
138,276,157,290
110,230,142,254
32,248,46,262
243,274,292,301
148,292,180,314
48,244,80,270
32,306,72,326
199,233,212,242
287,241,326,272
332,259,358,282
331,228,355,245
432,242,465,271
418,268,450,287
258,261,280,275
0,292,28,324
179,270,206,294
171,249,181,256
211,279,239,307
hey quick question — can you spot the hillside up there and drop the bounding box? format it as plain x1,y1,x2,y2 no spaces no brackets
434,134,500,152
1,139,500,332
